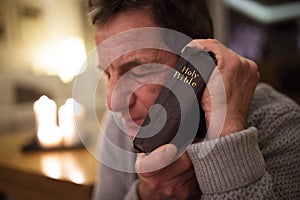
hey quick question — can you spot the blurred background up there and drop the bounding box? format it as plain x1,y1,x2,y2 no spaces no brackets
0,0,299,199
0,0,99,135
210,0,300,104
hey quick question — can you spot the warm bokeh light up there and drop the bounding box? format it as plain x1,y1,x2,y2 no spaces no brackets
33,95,57,129
41,155,85,184
41,156,62,179
33,37,86,83
37,123,63,148
59,98,85,147
69,166,85,184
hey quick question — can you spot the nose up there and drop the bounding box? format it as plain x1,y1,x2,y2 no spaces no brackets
106,75,136,112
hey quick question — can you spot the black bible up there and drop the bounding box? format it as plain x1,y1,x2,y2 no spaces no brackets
133,46,216,153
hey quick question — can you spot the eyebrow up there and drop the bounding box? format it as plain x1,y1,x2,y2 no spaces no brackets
119,60,142,69
98,60,145,79
98,59,142,69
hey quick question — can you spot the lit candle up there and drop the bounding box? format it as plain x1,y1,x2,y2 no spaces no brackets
37,123,63,148
33,95,57,130
33,95,62,148
59,98,85,147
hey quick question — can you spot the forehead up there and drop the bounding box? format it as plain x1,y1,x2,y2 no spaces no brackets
94,9,173,69
95,8,157,45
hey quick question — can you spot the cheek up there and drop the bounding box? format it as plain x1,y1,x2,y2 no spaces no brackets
135,84,162,109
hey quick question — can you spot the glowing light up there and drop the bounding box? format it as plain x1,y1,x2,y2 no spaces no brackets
59,98,85,147
41,156,62,179
37,123,63,148
41,155,86,184
33,37,86,83
70,170,85,184
33,95,57,128
33,95,63,148
64,156,86,184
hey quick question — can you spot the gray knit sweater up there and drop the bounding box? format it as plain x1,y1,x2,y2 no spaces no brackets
92,83,300,200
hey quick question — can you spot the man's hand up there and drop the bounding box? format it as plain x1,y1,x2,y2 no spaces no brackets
190,39,260,139
135,144,200,200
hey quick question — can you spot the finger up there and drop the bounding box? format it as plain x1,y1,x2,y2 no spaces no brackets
165,164,196,191
135,144,177,173
140,165,197,196
174,175,200,199
185,39,223,66
141,152,193,183
192,39,223,55
156,169,199,199
192,39,237,69
160,152,193,178
182,40,205,53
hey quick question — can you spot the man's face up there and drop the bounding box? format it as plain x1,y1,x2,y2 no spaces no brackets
95,9,178,137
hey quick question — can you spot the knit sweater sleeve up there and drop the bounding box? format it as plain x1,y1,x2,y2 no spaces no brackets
187,83,300,199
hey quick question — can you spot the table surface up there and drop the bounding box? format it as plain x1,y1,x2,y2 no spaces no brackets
0,131,97,200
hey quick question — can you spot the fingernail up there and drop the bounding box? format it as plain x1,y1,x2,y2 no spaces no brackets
182,41,204,54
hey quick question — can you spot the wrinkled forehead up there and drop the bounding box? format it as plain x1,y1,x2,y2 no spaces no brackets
96,27,191,69
96,28,167,68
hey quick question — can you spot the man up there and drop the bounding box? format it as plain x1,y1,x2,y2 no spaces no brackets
89,0,300,199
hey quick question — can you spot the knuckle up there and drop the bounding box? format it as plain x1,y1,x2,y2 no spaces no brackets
162,186,176,197
247,60,260,80
139,171,153,178
231,56,242,70
148,181,160,191
207,38,219,44
249,60,258,72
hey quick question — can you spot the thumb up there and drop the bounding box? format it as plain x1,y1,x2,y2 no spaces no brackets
135,144,177,173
